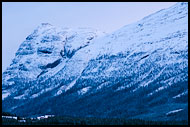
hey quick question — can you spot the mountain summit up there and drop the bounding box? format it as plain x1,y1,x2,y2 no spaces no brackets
2,2,188,121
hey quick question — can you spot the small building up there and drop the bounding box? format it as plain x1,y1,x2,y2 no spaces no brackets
37,115,55,120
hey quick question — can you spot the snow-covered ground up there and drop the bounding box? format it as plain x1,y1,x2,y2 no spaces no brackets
78,86,92,95
173,90,188,99
166,109,183,115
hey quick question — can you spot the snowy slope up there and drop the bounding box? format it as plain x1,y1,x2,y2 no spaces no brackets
2,23,105,100
75,1,188,94
2,2,188,121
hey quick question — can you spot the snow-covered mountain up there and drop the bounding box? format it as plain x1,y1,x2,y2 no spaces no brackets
2,2,188,121
2,24,105,99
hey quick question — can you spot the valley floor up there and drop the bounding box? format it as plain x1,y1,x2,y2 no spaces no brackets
2,116,188,125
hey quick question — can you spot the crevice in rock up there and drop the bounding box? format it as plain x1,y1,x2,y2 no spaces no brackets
140,54,149,60
37,48,53,54
39,59,62,69
37,70,48,78
45,59,62,69
61,43,89,59
38,50,52,54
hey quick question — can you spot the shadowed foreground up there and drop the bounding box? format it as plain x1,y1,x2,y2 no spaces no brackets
2,116,188,125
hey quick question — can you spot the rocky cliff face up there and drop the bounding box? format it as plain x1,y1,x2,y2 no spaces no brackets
2,2,188,121
2,24,105,99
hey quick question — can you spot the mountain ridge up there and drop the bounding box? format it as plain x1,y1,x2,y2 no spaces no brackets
2,2,188,121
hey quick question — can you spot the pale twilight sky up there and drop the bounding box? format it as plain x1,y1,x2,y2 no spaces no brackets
2,2,177,72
